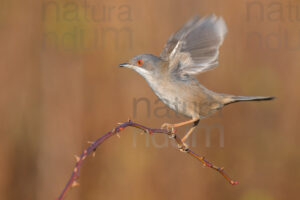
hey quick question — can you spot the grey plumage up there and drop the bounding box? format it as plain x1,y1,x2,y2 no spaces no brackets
161,15,227,78
119,15,274,140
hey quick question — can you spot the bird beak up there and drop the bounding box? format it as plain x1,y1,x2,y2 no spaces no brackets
119,63,130,68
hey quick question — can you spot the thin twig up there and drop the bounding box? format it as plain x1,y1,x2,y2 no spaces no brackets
57,120,237,200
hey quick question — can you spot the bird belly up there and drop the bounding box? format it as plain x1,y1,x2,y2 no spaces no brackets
147,78,222,119
155,91,195,117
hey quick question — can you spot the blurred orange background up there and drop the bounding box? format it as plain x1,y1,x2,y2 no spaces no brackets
0,0,299,199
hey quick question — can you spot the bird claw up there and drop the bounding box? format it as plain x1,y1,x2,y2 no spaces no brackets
178,142,189,152
161,123,176,133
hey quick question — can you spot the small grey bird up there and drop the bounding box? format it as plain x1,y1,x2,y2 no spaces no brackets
119,15,274,144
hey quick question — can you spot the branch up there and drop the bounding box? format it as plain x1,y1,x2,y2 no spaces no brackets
57,120,238,200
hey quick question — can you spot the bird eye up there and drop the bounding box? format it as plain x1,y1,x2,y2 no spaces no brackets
137,60,143,66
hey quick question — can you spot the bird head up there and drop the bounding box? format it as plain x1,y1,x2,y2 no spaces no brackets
119,54,162,79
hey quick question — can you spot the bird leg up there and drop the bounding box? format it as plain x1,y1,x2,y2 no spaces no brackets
182,119,200,142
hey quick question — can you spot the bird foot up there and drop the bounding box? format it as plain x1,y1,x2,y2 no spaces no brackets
161,123,176,134
178,142,189,152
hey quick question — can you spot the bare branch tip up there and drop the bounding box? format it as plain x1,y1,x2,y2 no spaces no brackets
231,180,239,185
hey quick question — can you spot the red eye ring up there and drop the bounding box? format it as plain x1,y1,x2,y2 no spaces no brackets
137,60,143,66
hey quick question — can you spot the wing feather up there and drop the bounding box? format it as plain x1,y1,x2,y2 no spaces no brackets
160,15,227,77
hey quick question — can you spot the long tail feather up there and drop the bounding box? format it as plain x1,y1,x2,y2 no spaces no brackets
224,96,275,105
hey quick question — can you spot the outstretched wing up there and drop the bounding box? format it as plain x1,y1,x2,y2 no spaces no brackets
160,15,227,77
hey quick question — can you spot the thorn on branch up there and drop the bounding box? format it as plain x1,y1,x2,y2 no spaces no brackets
144,129,151,135
231,180,239,185
71,181,79,188
219,167,225,172
73,167,78,173
74,155,80,162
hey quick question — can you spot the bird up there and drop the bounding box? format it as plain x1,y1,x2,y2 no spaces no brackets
119,15,274,148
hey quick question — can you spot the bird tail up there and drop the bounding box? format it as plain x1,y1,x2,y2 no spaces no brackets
223,95,275,105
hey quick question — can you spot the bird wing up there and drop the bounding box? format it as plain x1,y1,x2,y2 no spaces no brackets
160,15,227,77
